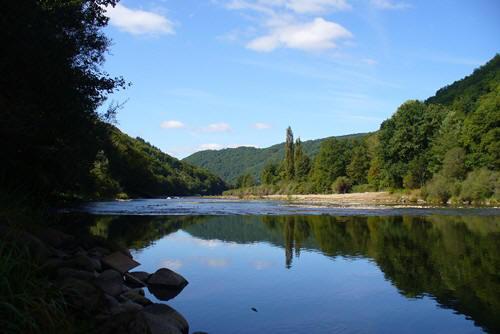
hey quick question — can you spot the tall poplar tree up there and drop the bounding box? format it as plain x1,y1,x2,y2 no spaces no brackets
284,126,295,180
294,138,311,180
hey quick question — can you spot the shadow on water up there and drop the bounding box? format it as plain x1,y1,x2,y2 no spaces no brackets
59,214,500,333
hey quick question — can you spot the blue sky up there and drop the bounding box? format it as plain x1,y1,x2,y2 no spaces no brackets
101,0,500,158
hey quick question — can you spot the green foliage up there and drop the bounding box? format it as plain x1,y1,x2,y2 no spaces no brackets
460,169,499,203
284,127,295,180
1,0,124,204
310,139,352,192
347,143,370,185
184,133,368,184
98,126,226,197
378,101,445,187
332,176,352,194
235,173,256,188
421,174,457,204
261,163,280,185
441,147,467,180
294,138,311,180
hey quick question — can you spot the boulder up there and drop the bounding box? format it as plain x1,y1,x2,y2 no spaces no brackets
147,268,188,290
96,310,151,334
142,304,189,334
94,269,124,297
147,285,184,302
125,272,147,288
102,251,140,274
35,228,74,248
60,277,104,313
67,254,97,272
120,290,152,307
57,267,96,281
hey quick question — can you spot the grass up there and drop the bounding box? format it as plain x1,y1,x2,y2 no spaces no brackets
0,229,76,334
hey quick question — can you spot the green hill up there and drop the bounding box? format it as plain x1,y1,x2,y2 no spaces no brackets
183,133,368,184
90,125,227,198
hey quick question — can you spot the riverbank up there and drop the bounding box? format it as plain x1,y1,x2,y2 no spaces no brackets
0,223,190,334
219,191,420,207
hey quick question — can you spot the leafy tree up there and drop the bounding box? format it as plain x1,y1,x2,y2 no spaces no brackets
294,138,311,180
1,0,124,203
261,163,280,185
235,173,255,188
378,101,445,187
347,143,370,185
310,139,352,192
403,155,431,189
284,126,295,180
441,147,467,180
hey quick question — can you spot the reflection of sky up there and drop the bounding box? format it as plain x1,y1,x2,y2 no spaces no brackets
131,229,481,334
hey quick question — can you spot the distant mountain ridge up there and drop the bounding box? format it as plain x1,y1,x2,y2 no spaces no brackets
183,133,368,184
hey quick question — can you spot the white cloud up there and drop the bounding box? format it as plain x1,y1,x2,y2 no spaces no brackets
253,122,272,129
286,0,351,14
226,0,350,15
199,143,224,150
105,3,174,35
362,58,378,65
247,17,352,52
204,122,232,132
161,120,185,129
160,259,183,270
370,0,411,10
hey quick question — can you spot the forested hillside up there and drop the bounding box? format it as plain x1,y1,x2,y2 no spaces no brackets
91,125,227,198
225,54,500,204
183,133,367,184
0,0,226,208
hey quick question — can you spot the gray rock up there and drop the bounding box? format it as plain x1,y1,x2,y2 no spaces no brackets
94,269,124,297
120,290,152,306
125,272,147,288
147,268,188,290
88,246,111,258
57,267,96,281
60,277,104,313
147,285,183,302
142,304,189,334
36,228,74,248
67,254,97,272
102,251,140,274
96,311,151,334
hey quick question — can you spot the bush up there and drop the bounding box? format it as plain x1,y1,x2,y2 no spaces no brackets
422,175,456,204
332,177,352,194
460,168,499,202
351,184,377,193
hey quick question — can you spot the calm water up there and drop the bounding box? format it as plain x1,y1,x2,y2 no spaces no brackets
66,199,500,333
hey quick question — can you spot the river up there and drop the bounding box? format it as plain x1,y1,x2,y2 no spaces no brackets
62,198,500,333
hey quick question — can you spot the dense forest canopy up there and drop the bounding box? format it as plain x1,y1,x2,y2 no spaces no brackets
0,0,226,207
184,133,367,184
223,55,500,203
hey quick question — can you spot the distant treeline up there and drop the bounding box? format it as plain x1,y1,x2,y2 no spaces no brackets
1,0,225,209
228,55,500,204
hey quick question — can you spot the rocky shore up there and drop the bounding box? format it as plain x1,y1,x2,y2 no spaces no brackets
3,225,193,334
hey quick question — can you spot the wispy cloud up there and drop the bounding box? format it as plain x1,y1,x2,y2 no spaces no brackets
221,0,352,53
203,122,232,133
370,0,411,10
247,17,352,52
105,3,174,35
199,143,224,150
161,120,185,129
253,122,272,130
160,259,183,270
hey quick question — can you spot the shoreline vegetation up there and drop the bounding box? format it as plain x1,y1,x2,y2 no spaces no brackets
216,191,499,208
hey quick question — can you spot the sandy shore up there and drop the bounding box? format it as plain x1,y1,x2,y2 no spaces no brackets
220,192,412,207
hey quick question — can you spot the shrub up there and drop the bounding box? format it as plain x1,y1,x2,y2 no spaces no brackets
460,168,499,202
422,175,455,204
332,176,352,194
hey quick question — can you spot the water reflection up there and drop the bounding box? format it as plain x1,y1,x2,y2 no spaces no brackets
66,214,500,333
